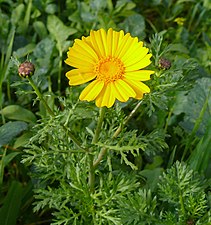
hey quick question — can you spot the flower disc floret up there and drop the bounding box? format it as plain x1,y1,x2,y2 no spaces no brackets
65,28,154,108
95,57,125,85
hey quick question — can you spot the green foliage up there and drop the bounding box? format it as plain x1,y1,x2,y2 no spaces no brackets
0,121,28,148
117,189,157,225
0,181,23,225
0,0,211,224
158,161,210,224
0,105,37,123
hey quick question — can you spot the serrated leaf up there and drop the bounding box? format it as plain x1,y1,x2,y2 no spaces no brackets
33,21,48,39
97,142,145,152
0,105,37,123
13,43,36,58
120,14,145,38
0,121,28,147
47,15,77,52
115,0,136,13
0,181,23,225
80,2,96,22
163,43,189,54
173,77,211,135
90,0,107,11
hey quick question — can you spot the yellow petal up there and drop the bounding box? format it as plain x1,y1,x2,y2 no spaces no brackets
95,83,115,108
115,33,134,58
111,30,124,57
65,58,93,70
125,54,152,71
112,79,136,102
66,69,96,85
79,80,104,101
124,70,154,81
118,37,139,59
107,28,113,56
112,83,126,102
120,41,143,63
67,47,97,64
123,47,149,67
99,29,108,56
74,39,99,61
124,78,150,99
90,29,106,57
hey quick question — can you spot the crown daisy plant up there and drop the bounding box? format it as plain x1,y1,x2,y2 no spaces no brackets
64,28,154,192
65,28,154,108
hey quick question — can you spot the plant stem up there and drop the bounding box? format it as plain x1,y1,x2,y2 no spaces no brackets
88,153,95,193
93,100,143,168
113,100,143,138
27,76,84,150
88,107,106,193
93,147,107,168
92,107,106,144
27,77,55,117
62,125,86,151
179,191,186,216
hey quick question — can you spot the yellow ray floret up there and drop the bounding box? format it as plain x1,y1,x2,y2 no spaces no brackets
65,28,154,108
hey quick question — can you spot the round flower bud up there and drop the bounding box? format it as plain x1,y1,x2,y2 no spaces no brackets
158,58,171,70
18,61,35,78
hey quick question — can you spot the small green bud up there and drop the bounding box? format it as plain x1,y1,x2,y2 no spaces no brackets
158,58,171,70
18,61,35,78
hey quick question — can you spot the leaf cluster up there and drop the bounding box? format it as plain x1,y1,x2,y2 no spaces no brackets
0,0,211,224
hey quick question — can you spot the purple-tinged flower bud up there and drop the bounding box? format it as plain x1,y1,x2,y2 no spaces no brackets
18,61,35,78
158,58,171,70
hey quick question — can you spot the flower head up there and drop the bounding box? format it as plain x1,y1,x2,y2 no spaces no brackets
65,28,154,108
18,61,35,78
159,58,171,70
174,17,186,26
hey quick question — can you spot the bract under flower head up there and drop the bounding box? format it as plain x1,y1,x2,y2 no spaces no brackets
65,28,154,108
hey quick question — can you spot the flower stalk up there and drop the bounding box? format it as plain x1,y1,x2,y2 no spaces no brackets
27,76,84,150
27,76,55,117
93,100,143,169
88,107,106,193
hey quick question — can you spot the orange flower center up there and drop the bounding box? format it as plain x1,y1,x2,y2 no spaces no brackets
95,57,125,84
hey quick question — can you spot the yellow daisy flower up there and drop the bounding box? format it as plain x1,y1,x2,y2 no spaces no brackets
65,28,154,108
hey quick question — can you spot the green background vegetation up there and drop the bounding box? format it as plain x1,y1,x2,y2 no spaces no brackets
0,0,211,224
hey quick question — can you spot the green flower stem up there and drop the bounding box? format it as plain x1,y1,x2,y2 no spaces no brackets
27,77,55,117
88,107,106,193
93,147,107,168
92,107,106,144
179,191,186,216
27,76,84,150
88,153,95,193
93,100,143,169
62,125,87,151
113,100,143,138
90,100,144,191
